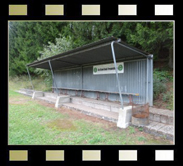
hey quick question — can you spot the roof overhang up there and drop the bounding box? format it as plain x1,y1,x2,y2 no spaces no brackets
27,37,151,70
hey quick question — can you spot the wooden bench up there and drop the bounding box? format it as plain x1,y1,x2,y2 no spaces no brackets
52,87,139,103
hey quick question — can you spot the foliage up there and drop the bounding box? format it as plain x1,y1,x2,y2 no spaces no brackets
9,22,173,76
153,68,173,110
9,22,67,76
154,68,173,82
162,90,173,110
138,137,147,142
153,68,173,100
129,126,135,134
138,127,143,131
129,22,173,61
34,35,73,84
38,35,73,60
9,75,52,92
153,72,167,100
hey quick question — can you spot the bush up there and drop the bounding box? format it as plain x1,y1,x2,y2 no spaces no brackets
154,68,173,82
153,76,166,100
162,90,173,110
153,69,173,100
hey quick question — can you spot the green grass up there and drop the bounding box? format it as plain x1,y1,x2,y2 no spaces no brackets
8,90,173,145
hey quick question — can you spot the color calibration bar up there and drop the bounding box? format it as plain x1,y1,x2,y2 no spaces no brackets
9,150,174,161
8,4,174,16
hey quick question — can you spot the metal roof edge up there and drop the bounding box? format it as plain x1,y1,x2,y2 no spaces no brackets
27,36,152,67
27,36,117,67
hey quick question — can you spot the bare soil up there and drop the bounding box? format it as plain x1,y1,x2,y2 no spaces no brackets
35,99,173,144
9,98,30,105
47,119,77,131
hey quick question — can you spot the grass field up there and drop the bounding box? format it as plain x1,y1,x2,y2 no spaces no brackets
8,89,173,145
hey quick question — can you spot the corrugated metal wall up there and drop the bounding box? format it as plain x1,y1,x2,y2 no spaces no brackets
54,59,153,105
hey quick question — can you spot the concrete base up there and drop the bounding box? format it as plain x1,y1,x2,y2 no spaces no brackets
117,106,132,128
55,95,70,108
32,91,44,99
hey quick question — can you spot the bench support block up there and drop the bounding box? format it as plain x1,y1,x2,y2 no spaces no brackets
117,106,132,128
55,95,70,108
32,91,44,99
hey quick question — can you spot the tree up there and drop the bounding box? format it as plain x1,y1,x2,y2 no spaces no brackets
9,22,69,75
34,35,73,77
9,22,173,76
129,22,173,68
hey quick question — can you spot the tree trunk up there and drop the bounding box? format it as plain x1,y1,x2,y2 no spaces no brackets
168,47,173,69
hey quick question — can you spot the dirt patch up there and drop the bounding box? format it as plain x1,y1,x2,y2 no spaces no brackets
36,99,173,144
36,100,116,128
47,119,77,131
9,98,30,105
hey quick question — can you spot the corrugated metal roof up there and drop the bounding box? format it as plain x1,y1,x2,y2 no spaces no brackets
27,36,150,70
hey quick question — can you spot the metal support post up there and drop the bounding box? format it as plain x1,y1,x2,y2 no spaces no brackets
48,60,59,95
146,58,149,104
150,54,153,106
26,66,34,90
111,40,124,109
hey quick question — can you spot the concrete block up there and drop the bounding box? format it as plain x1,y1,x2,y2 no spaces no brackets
71,98,83,105
157,125,174,136
117,106,132,128
44,92,57,99
160,115,168,124
82,101,95,109
55,95,70,108
149,113,154,121
32,91,44,99
168,117,173,125
154,114,160,122
26,89,34,95
94,103,110,112
111,106,120,113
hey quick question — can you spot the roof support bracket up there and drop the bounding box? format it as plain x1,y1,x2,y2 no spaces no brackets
48,60,59,96
111,39,124,109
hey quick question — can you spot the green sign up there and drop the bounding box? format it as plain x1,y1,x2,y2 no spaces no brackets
93,62,124,75
93,67,97,73
118,64,123,71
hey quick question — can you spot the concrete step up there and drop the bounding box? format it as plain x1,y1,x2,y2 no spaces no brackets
16,90,173,125
71,97,173,125
142,121,174,141
71,97,124,113
44,92,58,99
149,108,173,125
62,103,118,123
15,90,174,140
62,103,173,140
16,90,33,97
35,96,56,104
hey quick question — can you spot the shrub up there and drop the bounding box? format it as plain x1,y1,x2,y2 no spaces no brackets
153,76,166,100
163,90,173,110
153,69,173,100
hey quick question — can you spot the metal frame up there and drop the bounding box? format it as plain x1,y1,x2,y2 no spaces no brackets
48,60,59,95
111,39,124,109
26,66,34,90
150,55,153,106
146,58,149,103
116,42,149,58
